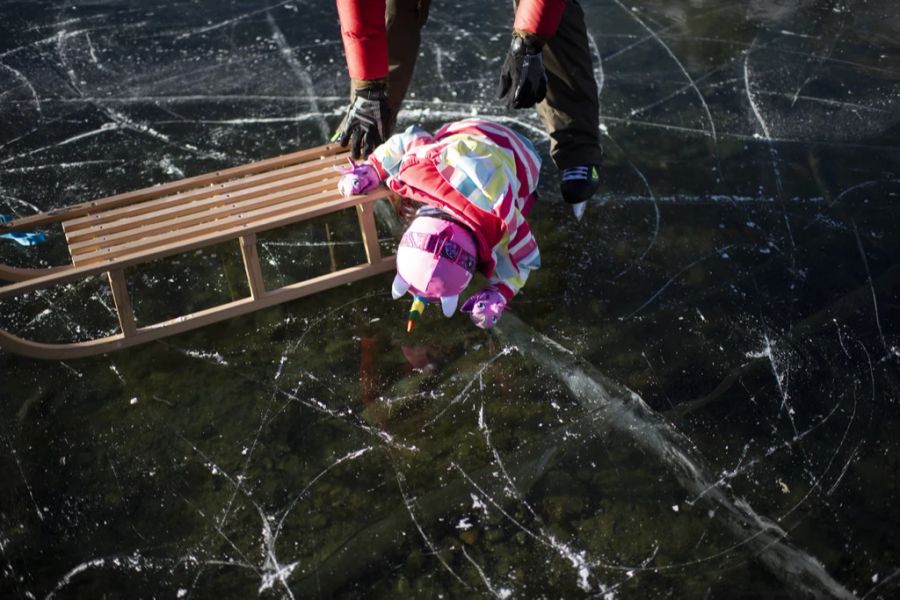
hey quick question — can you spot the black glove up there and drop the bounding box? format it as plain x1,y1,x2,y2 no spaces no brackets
333,86,391,160
497,35,548,109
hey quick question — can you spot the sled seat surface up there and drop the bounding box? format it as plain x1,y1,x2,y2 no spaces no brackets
62,145,353,267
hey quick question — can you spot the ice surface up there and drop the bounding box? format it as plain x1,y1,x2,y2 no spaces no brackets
2,1,900,598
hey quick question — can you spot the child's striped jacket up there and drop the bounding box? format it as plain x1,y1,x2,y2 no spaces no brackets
367,118,542,301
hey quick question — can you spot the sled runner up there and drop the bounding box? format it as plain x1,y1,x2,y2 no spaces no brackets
0,144,394,360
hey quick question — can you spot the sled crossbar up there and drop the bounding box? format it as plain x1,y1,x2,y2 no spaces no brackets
0,144,395,360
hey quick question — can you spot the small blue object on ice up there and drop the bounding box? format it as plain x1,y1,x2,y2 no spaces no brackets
1,231,47,246
0,214,47,246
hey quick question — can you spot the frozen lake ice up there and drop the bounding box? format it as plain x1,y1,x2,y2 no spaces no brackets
1,0,899,598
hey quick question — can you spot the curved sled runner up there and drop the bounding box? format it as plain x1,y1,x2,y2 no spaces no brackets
0,144,394,360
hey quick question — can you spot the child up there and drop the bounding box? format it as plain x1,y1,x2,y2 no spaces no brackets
337,119,541,331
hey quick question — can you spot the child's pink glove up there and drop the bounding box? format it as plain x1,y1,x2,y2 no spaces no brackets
337,159,380,197
461,288,507,330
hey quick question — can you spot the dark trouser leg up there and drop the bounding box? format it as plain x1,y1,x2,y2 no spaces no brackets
385,0,432,130
535,0,603,170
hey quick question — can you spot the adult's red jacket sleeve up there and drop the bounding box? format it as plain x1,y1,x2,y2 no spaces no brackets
513,0,567,37
336,0,389,81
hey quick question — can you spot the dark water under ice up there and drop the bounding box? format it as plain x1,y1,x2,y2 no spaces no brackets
1,0,900,598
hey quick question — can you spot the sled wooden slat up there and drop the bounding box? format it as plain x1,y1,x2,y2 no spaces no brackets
0,144,346,233
0,144,397,360
68,188,345,267
65,172,341,260
63,153,348,236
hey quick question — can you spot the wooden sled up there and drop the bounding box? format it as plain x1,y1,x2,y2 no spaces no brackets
0,144,395,360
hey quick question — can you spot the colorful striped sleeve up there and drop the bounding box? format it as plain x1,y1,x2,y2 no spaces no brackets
488,198,541,301
368,126,434,180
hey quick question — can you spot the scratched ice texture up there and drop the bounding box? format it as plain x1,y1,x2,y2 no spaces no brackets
1,0,899,598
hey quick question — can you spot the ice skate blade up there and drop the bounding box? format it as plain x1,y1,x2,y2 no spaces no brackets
571,201,587,221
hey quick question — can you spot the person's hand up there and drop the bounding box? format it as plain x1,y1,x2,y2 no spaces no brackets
333,85,391,160
497,35,547,109
461,288,507,330
337,159,380,197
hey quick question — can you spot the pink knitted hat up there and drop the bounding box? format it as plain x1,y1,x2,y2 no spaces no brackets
391,216,478,317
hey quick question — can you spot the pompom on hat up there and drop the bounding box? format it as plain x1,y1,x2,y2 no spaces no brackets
391,216,478,332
